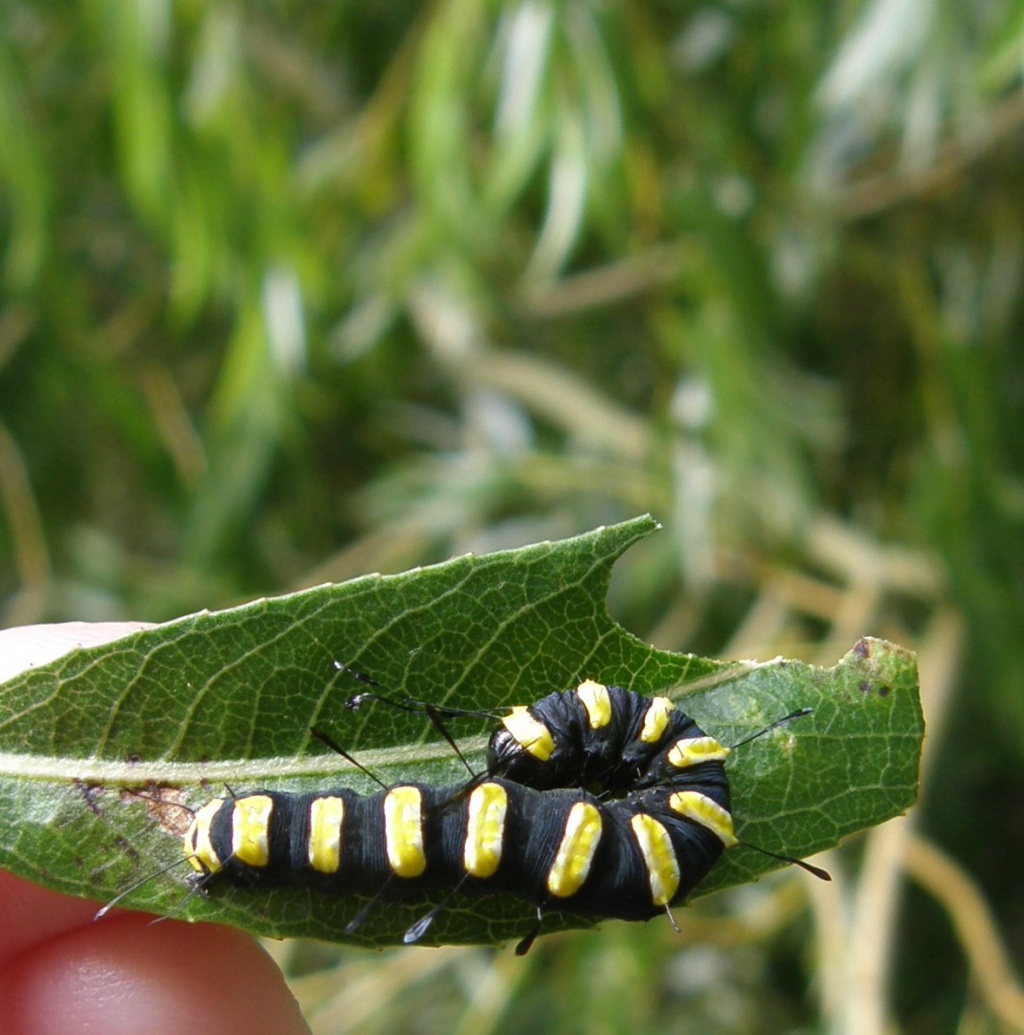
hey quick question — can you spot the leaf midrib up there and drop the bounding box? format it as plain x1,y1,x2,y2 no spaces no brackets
0,735,491,786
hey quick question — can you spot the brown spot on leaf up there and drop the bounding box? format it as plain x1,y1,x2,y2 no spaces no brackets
118,785,193,838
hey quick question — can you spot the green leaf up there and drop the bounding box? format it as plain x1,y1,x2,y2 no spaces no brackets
0,516,922,948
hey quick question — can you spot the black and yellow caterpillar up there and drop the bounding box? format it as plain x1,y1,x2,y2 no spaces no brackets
180,681,818,951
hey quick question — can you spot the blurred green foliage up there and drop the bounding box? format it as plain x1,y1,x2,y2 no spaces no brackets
1,1,1022,1032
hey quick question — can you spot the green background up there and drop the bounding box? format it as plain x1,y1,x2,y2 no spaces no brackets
0,2,1020,1032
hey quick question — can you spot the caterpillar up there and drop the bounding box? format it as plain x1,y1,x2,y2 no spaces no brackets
101,681,824,953
176,681,823,952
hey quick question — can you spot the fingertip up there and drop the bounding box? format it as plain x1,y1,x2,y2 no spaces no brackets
0,913,310,1035
0,873,99,969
